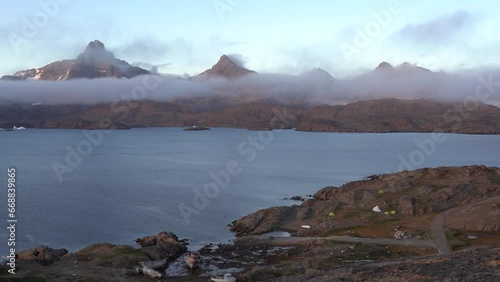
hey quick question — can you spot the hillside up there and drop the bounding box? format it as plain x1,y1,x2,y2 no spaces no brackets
1,98,500,134
230,165,500,237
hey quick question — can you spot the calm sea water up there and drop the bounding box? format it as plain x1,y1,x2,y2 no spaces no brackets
0,128,499,252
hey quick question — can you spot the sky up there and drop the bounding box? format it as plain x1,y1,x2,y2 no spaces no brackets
1,0,500,78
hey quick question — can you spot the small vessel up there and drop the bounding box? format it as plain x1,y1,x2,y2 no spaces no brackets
209,273,237,282
13,126,26,130
185,251,201,269
184,125,210,131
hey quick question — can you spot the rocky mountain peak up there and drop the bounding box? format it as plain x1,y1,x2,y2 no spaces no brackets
78,39,115,64
372,61,431,75
86,40,105,49
191,54,257,80
301,68,336,81
396,62,431,73
376,61,393,70
215,54,243,69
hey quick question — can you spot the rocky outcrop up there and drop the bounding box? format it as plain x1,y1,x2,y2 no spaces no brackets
135,231,180,247
229,206,298,236
134,231,187,261
13,231,187,281
17,245,68,266
229,166,500,236
63,243,150,269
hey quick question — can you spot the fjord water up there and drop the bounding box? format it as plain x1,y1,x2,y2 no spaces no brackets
0,128,499,252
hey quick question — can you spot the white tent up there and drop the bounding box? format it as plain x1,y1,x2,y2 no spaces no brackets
372,205,382,213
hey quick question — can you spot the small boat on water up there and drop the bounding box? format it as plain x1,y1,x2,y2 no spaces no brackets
209,273,237,282
185,251,201,269
184,125,210,131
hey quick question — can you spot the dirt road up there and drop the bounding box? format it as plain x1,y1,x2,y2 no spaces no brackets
240,196,500,254
431,196,500,254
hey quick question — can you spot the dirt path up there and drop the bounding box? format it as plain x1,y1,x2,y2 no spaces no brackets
239,196,500,254
431,196,500,255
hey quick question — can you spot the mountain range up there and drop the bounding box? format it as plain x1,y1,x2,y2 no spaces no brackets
1,40,499,134
2,40,441,82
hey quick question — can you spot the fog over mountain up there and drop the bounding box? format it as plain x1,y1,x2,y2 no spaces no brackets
1,41,499,107
1,64,499,107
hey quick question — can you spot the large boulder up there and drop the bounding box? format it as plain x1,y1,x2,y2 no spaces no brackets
17,245,68,266
229,206,297,236
135,231,188,261
135,231,179,247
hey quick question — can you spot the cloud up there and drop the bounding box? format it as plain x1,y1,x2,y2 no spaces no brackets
1,66,500,108
226,54,247,67
395,10,473,45
110,38,171,60
132,62,171,74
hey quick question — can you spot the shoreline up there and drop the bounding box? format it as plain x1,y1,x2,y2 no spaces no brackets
3,165,499,281
4,126,500,135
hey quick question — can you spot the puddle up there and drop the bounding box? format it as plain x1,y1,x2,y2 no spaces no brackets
262,231,292,237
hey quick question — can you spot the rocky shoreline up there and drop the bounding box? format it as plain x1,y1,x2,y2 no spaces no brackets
2,165,499,281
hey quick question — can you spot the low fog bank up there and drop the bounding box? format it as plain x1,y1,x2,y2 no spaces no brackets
1,68,499,107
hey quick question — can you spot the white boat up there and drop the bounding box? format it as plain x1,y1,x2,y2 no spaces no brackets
209,273,237,282
13,126,26,130
185,251,201,269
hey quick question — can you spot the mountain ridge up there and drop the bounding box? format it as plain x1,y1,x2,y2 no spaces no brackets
1,40,150,81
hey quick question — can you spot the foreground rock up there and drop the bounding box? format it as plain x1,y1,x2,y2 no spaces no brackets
264,246,500,282
17,245,68,266
2,231,187,281
230,165,500,236
134,231,187,261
